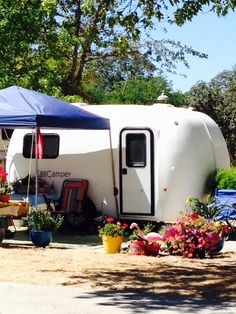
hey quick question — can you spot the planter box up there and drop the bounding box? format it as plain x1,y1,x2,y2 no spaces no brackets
0,200,29,217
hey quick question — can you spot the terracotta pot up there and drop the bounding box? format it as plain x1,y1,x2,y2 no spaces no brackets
102,235,124,253
129,240,146,255
0,194,10,202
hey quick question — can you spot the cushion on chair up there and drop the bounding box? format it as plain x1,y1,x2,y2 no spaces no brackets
60,179,89,214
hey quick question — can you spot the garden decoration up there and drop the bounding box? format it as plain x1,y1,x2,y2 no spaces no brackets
129,222,163,256
130,222,163,243
26,208,64,248
0,167,13,202
162,211,231,259
98,216,129,253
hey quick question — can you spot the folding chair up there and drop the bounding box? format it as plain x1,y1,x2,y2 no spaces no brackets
48,179,89,227
44,178,98,233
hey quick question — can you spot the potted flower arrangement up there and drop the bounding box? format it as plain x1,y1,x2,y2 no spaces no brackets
0,167,13,202
162,211,230,258
26,208,64,247
98,216,129,253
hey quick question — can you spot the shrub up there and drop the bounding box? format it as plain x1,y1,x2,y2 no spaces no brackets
26,209,64,232
215,167,236,189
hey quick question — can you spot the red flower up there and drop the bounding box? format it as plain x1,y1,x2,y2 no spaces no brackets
123,223,129,229
0,167,7,184
107,216,115,223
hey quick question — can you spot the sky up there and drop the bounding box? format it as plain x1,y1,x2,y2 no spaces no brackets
156,10,236,92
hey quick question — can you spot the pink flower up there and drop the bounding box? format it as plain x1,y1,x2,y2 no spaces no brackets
205,232,220,248
163,225,183,241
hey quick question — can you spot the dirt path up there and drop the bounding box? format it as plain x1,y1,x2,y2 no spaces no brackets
0,237,235,300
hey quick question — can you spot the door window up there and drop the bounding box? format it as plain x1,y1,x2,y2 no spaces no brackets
126,133,146,167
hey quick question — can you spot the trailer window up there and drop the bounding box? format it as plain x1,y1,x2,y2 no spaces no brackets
1,129,14,140
23,133,59,159
126,133,146,167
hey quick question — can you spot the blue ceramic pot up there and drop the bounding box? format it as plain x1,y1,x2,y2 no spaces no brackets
30,230,52,248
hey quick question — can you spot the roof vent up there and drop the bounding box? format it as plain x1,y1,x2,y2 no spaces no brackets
153,91,174,107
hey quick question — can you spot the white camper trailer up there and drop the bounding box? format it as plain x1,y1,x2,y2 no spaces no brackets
6,101,230,223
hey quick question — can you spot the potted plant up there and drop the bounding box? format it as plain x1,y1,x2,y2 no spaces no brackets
98,216,129,253
0,167,13,202
26,208,64,247
162,211,231,258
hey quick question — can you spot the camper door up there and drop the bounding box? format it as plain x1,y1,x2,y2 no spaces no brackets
120,128,154,216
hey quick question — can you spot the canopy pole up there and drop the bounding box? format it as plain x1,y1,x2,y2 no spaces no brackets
34,128,38,209
26,131,34,203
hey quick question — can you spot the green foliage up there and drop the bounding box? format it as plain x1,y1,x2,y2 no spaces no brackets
26,209,64,232
83,76,175,105
215,167,236,189
105,77,170,105
0,0,214,99
186,197,221,220
187,67,236,165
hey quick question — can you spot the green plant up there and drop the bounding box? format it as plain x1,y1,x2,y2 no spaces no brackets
26,209,64,232
215,167,236,189
186,196,236,221
98,216,128,238
186,197,221,220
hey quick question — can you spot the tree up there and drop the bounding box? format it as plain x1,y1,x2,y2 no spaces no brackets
0,1,235,98
187,69,236,165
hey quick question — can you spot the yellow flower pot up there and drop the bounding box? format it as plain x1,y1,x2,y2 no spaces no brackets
102,235,124,253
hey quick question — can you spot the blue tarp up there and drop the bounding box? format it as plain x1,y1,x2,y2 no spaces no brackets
214,189,236,221
0,86,110,129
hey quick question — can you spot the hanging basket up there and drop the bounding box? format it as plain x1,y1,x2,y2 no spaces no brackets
102,235,124,253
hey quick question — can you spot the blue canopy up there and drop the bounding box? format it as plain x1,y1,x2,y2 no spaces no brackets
0,86,110,129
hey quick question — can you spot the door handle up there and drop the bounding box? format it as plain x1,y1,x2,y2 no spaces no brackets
122,168,127,175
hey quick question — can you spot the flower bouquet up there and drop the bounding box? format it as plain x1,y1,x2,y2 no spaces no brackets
98,216,129,238
162,211,230,258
